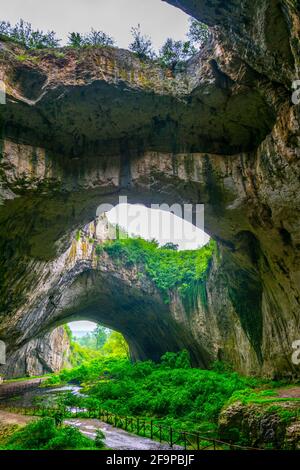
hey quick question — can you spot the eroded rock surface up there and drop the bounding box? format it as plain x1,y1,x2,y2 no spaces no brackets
0,0,299,378
1,327,70,378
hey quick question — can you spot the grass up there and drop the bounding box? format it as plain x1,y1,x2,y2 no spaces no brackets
3,374,51,384
228,387,300,406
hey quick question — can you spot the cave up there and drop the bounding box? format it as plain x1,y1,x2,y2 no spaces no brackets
0,0,299,382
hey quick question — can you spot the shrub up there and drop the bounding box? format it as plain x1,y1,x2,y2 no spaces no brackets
68,29,115,48
3,417,99,450
0,19,60,49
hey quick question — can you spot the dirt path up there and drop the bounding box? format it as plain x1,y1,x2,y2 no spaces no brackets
65,418,183,450
0,410,37,426
278,387,300,398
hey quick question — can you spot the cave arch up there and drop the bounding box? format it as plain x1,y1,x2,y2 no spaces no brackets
0,0,299,379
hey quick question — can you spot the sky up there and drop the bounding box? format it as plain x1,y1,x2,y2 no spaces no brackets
69,321,97,335
106,204,210,251
0,0,191,51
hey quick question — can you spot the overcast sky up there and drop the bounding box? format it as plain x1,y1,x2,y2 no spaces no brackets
1,0,190,50
107,204,210,251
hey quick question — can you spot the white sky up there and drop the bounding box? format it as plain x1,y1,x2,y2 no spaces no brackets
69,320,97,334
106,204,210,251
0,0,190,51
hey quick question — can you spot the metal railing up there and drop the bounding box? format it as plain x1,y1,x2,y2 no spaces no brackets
0,403,263,451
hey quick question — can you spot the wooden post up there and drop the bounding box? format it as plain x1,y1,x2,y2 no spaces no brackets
170,427,173,448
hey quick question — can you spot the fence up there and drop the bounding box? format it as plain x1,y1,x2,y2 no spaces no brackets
0,403,263,451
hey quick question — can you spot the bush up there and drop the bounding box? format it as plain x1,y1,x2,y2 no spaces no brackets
68,29,115,48
0,19,60,49
3,417,99,450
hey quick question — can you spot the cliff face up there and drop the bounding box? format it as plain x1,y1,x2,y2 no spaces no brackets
1,327,70,378
0,1,299,378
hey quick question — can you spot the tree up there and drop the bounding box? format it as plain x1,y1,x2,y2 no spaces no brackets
129,24,155,60
94,325,108,349
159,38,195,70
68,29,115,48
68,32,84,48
102,331,129,358
188,18,211,48
9,19,60,48
162,242,179,251
85,29,115,47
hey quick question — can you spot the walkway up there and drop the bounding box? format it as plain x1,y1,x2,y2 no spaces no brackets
65,418,183,450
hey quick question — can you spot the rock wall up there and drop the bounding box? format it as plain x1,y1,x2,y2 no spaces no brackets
1,326,70,378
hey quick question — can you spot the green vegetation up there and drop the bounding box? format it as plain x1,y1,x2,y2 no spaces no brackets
228,387,300,406
45,353,267,435
0,19,60,49
64,325,129,367
0,17,211,70
101,237,216,304
68,30,115,48
129,24,156,60
0,418,103,450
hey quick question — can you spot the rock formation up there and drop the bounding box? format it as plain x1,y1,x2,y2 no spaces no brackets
1,326,70,378
0,1,299,378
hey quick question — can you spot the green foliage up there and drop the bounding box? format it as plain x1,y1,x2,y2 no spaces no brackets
103,237,216,304
68,29,115,48
95,244,104,256
101,331,129,358
159,38,195,70
68,341,103,367
187,19,211,47
0,19,60,49
129,24,155,60
1,418,99,450
95,429,105,449
161,242,179,251
51,354,265,434
161,350,191,369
